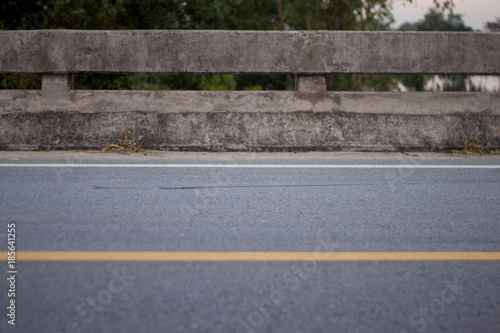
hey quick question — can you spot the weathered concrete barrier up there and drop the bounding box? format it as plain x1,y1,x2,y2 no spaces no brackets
1,30,499,151
2,30,500,74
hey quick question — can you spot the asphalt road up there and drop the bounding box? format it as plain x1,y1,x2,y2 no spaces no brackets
0,151,499,333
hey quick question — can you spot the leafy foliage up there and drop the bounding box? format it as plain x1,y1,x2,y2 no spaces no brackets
400,9,472,32
485,17,500,32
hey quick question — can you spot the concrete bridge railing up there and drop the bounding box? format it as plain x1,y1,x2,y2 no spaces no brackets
1,30,499,151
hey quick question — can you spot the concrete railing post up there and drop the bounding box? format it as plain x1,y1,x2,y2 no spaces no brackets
42,74,73,98
296,75,326,92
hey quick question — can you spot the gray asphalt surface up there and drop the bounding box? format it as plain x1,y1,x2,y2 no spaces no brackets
0,152,499,332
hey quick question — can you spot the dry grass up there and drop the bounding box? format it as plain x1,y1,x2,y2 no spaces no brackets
102,124,145,154
447,120,500,155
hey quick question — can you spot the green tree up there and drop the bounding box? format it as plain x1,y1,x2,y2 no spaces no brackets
412,9,472,32
485,18,500,32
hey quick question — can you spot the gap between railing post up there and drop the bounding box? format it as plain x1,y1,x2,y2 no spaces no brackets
41,74,74,98
296,75,326,92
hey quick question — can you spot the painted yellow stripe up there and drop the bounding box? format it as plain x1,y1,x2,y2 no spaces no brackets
3,252,500,262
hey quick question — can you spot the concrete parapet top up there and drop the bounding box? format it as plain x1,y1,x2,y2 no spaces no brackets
1,91,499,116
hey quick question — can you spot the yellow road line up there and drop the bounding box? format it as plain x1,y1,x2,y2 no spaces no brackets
3,252,500,262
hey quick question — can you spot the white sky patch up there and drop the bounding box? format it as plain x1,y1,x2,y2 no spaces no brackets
391,0,500,31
